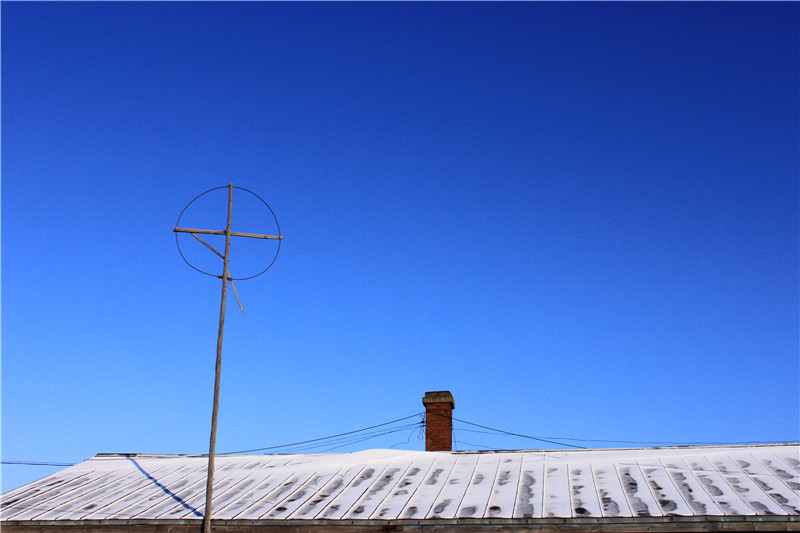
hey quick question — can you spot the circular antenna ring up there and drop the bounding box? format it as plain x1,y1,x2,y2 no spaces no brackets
175,185,282,280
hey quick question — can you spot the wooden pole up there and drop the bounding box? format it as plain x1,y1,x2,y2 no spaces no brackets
202,183,233,533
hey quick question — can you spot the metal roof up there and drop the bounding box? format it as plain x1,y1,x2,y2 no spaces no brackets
2,444,798,523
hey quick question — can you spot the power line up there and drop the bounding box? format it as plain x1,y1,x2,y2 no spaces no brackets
1,461,75,466
5,416,790,470
435,411,782,449
313,424,423,453
390,424,425,449
450,416,587,449
424,410,588,449
274,422,423,455
453,439,495,451
424,412,586,451
450,426,788,448
220,413,425,455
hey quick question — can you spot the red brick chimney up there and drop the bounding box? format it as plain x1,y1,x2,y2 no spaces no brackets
423,391,455,451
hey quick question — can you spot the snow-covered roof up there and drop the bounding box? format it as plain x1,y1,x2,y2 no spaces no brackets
2,444,798,525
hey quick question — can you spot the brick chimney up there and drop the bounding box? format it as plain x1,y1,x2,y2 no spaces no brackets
423,391,455,451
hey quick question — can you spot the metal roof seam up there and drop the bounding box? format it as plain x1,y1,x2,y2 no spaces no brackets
752,453,800,514
256,468,317,519
510,451,529,518
205,461,266,519
407,453,458,519
114,461,206,520
587,463,600,518
7,472,100,521
381,454,436,519
318,465,370,519
506,451,525,518
764,453,800,493
342,462,397,519
430,451,479,519
364,460,415,519
228,465,294,519
458,451,500,518
339,462,392,520
717,452,761,516
280,470,342,518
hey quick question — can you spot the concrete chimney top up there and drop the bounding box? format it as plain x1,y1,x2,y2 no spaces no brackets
422,391,455,409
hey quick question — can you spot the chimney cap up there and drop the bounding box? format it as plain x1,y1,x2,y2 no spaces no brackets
422,390,455,409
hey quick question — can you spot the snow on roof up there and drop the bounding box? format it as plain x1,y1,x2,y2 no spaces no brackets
2,444,798,523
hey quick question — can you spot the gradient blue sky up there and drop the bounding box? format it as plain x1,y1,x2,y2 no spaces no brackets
2,2,798,493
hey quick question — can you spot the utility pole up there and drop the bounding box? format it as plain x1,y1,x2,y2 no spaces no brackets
174,183,282,533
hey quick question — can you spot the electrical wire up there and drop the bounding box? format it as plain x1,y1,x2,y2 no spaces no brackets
274,422,423,455
443,414,780,449
1,461,75,466
220,413,424,454
450,426,785,448
453,439,495,450
453,417,586,449
390,425,424,449
313,424,423,453
5,414,790,471
421,411,587,449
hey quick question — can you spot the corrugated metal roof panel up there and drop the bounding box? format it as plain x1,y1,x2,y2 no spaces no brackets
2,444,798,522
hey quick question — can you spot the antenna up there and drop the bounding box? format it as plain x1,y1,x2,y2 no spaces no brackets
173,183,283,533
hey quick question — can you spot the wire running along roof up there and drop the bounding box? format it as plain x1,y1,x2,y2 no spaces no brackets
1,444,798,522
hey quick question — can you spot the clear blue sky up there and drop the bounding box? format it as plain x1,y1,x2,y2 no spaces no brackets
2,2,798,493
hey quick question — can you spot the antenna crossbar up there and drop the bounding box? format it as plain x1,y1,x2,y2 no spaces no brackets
174,227,283,240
